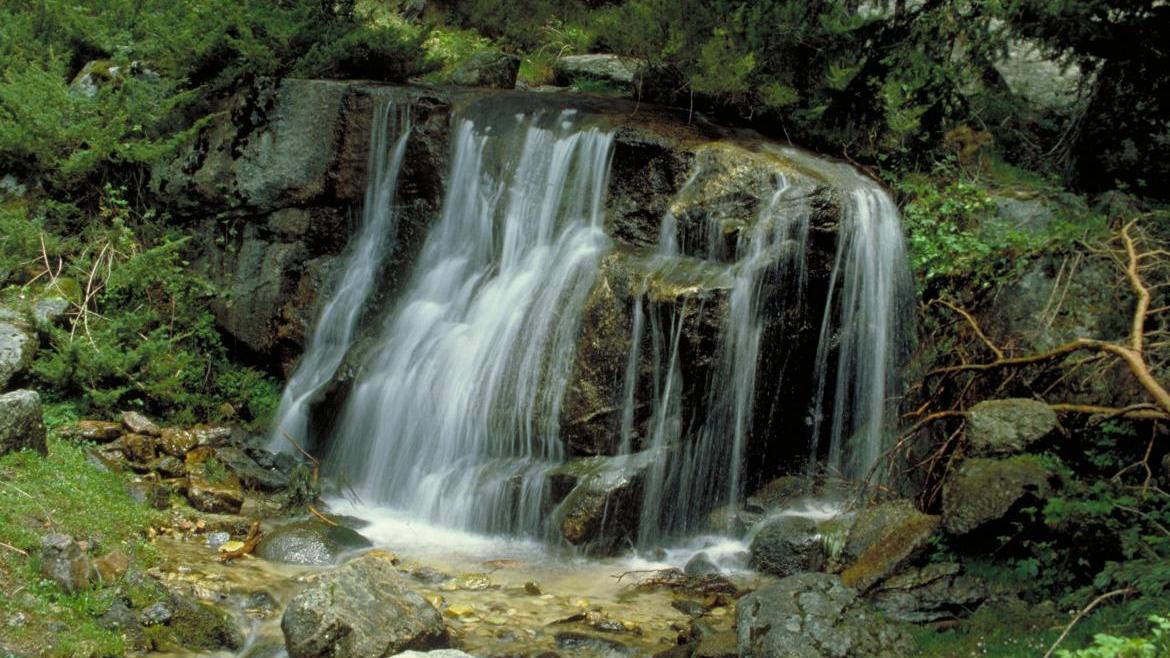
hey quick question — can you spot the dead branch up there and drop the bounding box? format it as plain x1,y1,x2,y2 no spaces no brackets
1041,588,1134,658
930,298,1004,359
219,521,262,563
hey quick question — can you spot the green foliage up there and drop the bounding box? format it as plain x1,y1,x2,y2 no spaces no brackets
1057,615,1170,658
292,21,436,81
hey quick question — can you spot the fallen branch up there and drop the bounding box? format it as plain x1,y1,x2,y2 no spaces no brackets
1041,588,1134,658
0,541,29,557
219,521,262,563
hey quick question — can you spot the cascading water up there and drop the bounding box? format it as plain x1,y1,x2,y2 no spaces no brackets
324,106,614,536
794,149,915,481
268,98,411,453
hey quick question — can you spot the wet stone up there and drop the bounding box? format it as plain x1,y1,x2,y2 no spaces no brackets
122,410,162,437
139,601,174,626
62,420,122,443
555,631,632,656
684,552,721,577
256,520,372,566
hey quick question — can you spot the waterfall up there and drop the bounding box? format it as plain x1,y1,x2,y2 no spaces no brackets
324,106,615,536
800,152,915,481
635,173,814,543
269,98,411,453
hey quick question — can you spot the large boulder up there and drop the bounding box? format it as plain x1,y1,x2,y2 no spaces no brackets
0,390,46,456
256,520,372,566
553,54,646,92
749,515,825,577
838,500,940,592
40,534,91,593
448,51,519,89
736,572,914,658
942,456,1053,535
281,550,449,658
965,398,1056,456
0,311,34,391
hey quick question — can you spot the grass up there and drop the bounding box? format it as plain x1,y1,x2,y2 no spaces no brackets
0,408,162,657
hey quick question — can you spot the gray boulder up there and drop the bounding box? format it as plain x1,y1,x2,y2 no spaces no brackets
32,297,69,327
40,534,91,593
965,398,1057,456
0,390,46,456
553,54,645,91
282,550,449,658
942,456,1053,535
748,515,825,577
736,572,914,658
0,313,34,390
448,51,519,89
838,500,940,592
869,563,988,623
256,520,372,566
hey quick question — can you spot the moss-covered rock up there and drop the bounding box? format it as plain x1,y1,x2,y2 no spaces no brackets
942,456,1054,535
748,515,825,577
965,398,1057,456
184,447,244,514
839,502,940,592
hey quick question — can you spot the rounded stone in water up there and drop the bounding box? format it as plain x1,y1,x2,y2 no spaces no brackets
256,521,372,566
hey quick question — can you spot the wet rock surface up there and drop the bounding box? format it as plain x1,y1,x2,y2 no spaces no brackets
256,520,372,566
839,500,940,592
868,562,988,623
736,572,914,658
281,550,449,658
449,51,520,89
748,515,825,577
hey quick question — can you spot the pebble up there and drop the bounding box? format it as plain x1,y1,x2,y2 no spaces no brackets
206,532,231,550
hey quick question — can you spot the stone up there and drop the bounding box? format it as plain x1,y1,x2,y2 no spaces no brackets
744,475,810,513
705,505,762,536
185,447,245,514
0,390,46,456
942,456,1053,535
149,455,186,477
695,630,738,658
965,398,1057,456
547,449,661,554
92,550,130,584
553,54,645,90
554,631,631,656
160,428,198,457
736,573,914,658
122,410,162,437
32,297,69,327
99,601,149,651
281,550,449,658
390,652,477,658
140,601,175,626
215,446,290,491
122,433,158,464
748,515,825,577
839,500,940,591
256,520,372,566
684,552,721,577
40,534,91,593
448,51,520,89
868,562,988,623
0,314,34,390
61,420,122,443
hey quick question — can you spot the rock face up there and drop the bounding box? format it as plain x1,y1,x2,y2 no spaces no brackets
281,550,449,658
749,515,826,577
736,572,914,658
0,390,46,456
448,51,520,89
869,562,988,623
942,456,1053,535
965,398,1056,456
256,520,372,566
185,447,245,514
547,449,660,552
40,534,91,593
839,500,940,592
0,312,33,390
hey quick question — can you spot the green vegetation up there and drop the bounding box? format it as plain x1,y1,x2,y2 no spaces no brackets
0,427,159,656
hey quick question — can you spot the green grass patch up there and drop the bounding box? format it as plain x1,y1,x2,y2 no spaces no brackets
0,436,161,657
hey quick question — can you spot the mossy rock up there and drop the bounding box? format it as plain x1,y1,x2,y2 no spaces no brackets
942,456,1054,535
840,509,939,592
256,520,372,566
965,398,1056,456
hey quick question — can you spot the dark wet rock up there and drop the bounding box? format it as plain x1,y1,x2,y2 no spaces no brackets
868,562,988,623
389,651,478,658
147,589,243,651
965,398,1057,456
125,479,172,509
695,630,738,658
524,580,542,595
684,552,720,577
411,566,451,585
942,456,1053,535
40,533,91,593
256,520,372,566
0,314,34,390
149,454,187,477
736,573,913,658
839,500,940,591
140,601,175,626
215,445,290,491
748,515,825,577
99,601,150,651
61,419,123,443
449,51,520,89
282,550,448,658
547,449,660,553
185,447,244,514
554,631,631,656
704,505,762,537
122,410,162,437
744,475,809,513
0,390,46,456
